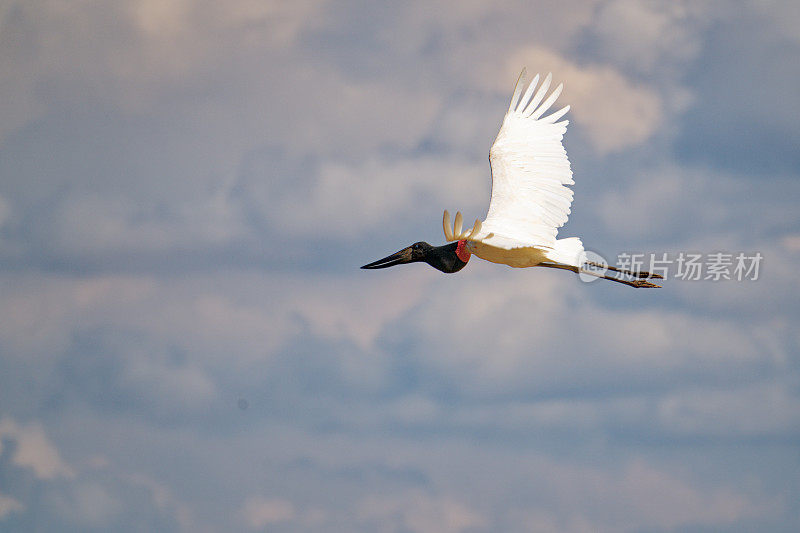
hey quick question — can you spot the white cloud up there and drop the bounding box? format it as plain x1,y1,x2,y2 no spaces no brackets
388,268,763,398
657,382,800,437
442,379,800,445
51,191,251,256
596,166,688,240
782,234,800,252
356,490,486,533
240,153,487,240
589,0,709,74
241,497,295,529
247,427,770,533
0,269,433,403
0,417,75,479
0,274,156,362
118,344,219,409
0,0,329,126
124,473,195,530
51,481,123,528
532,458,766,531
594,162,800,248
0,494,23,519
503,47,663,154
288,269,435,352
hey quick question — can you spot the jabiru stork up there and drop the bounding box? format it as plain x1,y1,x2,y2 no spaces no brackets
362,70,662,288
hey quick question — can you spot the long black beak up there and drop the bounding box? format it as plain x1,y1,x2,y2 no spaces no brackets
361,246,414,269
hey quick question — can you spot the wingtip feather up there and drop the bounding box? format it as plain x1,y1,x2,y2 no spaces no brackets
468,218,482,239
507,68,527,113
531,82,563,120
523,72,552,118
541,104,570,124
516,73,540,114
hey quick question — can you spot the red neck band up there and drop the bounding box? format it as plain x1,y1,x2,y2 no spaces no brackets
456,240,471,263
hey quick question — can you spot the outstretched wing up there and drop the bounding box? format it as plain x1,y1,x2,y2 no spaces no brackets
477,69,574,250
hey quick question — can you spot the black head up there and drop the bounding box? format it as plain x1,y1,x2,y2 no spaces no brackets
361,241,468,274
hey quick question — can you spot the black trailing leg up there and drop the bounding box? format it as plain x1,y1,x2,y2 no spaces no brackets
538,262,662,288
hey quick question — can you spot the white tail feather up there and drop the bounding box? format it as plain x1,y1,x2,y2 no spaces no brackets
545,237,586,267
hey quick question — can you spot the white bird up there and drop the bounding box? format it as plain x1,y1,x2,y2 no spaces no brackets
362,69,662,288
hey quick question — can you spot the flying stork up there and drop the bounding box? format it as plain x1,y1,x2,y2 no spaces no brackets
362,69,662,288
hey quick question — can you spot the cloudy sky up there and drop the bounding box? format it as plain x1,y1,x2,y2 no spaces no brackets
1,0,799,531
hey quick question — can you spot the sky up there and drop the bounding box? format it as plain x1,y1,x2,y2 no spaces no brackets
0,0,799,531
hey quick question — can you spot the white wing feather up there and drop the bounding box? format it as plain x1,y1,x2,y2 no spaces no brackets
474,69,574,250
